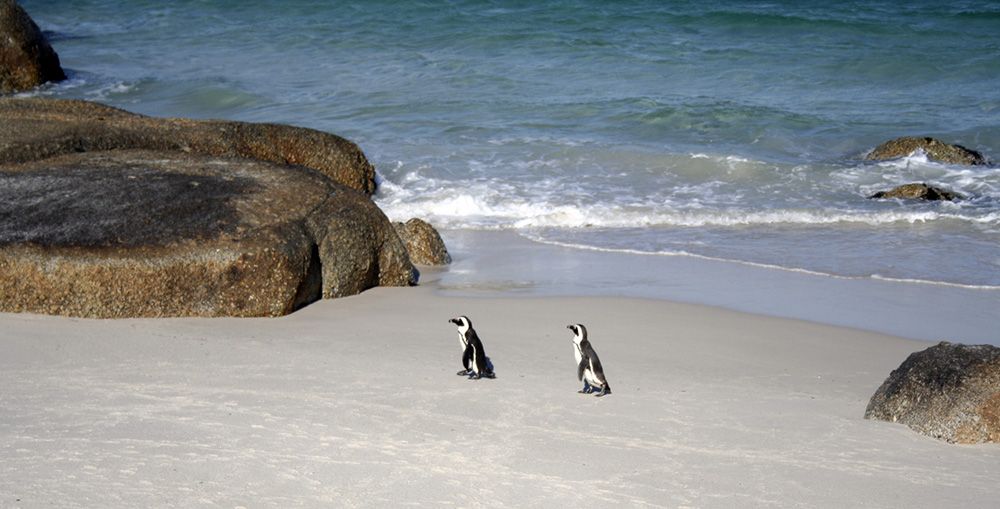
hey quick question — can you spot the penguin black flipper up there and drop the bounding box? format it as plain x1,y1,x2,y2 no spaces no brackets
472,341,488,377
587,350,606,382
467,327,483,350
582,342,605,378
458,344,473,375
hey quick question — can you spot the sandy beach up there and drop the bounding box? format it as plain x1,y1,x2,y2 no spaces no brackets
3,276,998,508
5,1,1000,507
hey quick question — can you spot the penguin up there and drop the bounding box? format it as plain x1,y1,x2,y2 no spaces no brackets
566,324,611,396
448,316,495,379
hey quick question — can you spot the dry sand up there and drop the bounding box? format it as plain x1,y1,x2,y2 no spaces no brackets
2,283,998,508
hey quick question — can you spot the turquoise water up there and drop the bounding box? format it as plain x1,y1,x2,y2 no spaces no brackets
22,1,1000,292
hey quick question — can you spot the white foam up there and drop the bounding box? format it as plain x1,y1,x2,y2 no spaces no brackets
377,182,992,229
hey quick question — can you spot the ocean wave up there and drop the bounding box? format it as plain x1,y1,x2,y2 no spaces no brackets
519,233,1000,291
379,201,995,229
376,180,997,230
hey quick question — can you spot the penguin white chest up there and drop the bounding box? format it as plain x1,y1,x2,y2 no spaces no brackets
573,344,583,366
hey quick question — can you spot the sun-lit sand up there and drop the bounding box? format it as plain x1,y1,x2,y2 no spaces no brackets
2,280,998,508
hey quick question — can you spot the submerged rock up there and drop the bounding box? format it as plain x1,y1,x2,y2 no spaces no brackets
0,0,66,93
865,341,1000,444
868,183,963,201
865,136,987,166
0,149,415,318
394,218,451,265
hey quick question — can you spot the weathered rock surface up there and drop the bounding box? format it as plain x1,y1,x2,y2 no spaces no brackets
394,218,451,265
865,341,1000,444
865,136,987,166
868,182,963,201
1,0,66,93
0,98,377,195
0,149,415,318
0,97,418,318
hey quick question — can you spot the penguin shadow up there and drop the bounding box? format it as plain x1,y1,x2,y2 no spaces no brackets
447,316,611,397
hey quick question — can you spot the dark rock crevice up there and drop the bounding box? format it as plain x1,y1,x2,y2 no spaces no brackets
291,242,323,312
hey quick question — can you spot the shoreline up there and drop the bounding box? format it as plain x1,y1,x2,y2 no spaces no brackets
3,281,999,506
434,229,1000,346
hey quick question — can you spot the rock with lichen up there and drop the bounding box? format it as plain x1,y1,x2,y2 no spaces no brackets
0,97,377,195
394,218,451,266
865,137,987,166
0,98,418,318
865,341,1000,444
868,183,963,201
0,0,66,93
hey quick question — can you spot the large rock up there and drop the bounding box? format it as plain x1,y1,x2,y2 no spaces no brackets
1,0,66,93
865,136,987,166
0,149,415,318
868,182,963,201
0,97,417,317
394,218,451,265
865,341,1000,444
0,98,377,195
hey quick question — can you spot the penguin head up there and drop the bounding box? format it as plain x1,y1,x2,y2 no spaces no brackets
450,315,472,332
567,323,587,343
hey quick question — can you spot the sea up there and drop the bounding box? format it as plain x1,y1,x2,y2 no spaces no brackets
20,1,1000,344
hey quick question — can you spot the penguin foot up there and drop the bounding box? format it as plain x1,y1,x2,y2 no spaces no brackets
482,372,496,379
467,373,481,380
456,369,471,376
595,386,611,397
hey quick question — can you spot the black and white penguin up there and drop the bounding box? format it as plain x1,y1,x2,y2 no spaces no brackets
448,316,495,379
567,323,611,396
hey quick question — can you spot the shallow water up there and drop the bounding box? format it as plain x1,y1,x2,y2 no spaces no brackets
21,1,1000,332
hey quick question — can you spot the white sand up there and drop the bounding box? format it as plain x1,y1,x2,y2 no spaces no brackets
2,284,998,508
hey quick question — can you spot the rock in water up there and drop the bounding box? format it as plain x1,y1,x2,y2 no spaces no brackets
394,218,452,265
868,183,963,201
865,341,1000,444
865,137,987,166
0,0,66,93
